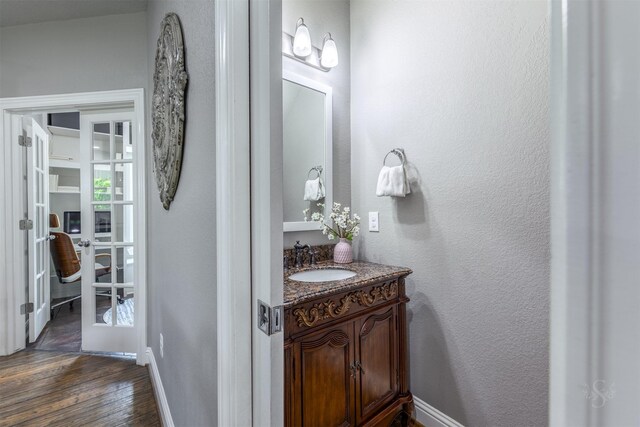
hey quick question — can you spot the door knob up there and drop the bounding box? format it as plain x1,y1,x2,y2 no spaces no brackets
46,235,56,241
77,239,91,247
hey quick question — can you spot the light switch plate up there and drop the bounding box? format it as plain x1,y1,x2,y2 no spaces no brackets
369,212,379,232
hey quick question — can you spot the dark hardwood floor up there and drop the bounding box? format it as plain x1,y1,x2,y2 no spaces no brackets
0,350,160,427
31,294,112,352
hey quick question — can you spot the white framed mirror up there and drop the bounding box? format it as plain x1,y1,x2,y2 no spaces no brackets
282,70,333,232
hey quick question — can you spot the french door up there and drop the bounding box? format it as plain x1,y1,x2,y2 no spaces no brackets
27,119,50,342
79,111,137,353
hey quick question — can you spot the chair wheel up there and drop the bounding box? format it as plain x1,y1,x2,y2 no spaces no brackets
118,297,125,304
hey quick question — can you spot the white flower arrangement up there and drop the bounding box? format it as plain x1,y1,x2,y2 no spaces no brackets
304,202,361,241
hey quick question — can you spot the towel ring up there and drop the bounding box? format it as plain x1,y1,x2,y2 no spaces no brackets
307,165,323,179
383,148,406,166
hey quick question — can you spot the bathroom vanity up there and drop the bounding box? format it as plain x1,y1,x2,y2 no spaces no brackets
284,261,414,426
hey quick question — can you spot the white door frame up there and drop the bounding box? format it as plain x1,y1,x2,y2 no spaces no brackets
550,0,640,425
0,89,147,365
215,0,284,425
215,0,252,425
250,0,285,425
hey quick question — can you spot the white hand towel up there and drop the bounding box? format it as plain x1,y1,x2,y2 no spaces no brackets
376,165,411,197
304,177,325,201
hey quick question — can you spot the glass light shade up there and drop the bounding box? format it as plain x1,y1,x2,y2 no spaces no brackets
321,36,338,68
293,19,312,57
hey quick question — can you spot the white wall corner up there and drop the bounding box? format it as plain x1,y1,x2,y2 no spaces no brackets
414,397,465,427
146,347,175,427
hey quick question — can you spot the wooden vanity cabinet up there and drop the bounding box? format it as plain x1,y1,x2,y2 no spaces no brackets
284,276,413,427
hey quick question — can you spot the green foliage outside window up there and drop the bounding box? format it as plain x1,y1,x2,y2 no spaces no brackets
94,177,111,211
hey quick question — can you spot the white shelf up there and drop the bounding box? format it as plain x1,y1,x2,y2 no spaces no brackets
66,233,111,238
50,158,80,169
48,125,79,138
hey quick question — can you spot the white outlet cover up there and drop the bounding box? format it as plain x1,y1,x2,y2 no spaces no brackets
369,211,379,232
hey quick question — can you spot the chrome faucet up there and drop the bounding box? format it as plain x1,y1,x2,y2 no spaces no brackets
293,241,311,268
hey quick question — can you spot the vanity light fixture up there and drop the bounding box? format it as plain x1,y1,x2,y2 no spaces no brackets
320,33,339,69
283,19,337,72
293,18,312,57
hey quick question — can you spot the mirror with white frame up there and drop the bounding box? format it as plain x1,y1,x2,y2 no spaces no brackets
282,71,333,232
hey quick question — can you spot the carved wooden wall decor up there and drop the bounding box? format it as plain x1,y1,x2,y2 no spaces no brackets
152,13,188,210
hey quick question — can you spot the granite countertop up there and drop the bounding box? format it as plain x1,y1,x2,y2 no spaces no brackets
283,260,412,308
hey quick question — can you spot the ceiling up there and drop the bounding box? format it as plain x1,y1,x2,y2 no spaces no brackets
0,0,148,28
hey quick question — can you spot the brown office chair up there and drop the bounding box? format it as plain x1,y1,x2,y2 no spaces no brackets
49,213,112,316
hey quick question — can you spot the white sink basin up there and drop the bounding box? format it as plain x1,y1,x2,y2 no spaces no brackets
288,268,357,283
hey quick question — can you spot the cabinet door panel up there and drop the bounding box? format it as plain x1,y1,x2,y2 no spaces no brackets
300,324,355,427
357,306,398,422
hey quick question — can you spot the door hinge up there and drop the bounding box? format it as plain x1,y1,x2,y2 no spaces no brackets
20,303,34,315
19,219,33,230
18,135,32,147
257,299,283,336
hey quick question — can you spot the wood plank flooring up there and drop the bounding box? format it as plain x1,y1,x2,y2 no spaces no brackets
33,295,113,352
31,299,83,352
0,351,160,426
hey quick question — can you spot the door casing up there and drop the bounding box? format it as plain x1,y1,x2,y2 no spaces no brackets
0,89,147,365
215,0,285,425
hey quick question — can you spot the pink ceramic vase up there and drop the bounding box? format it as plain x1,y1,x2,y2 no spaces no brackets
333,238,353,264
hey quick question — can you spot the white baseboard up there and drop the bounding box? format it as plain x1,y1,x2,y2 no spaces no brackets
147,347,175,427
415,396,464,427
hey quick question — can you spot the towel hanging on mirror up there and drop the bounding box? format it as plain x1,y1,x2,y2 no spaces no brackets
376,149,411,197
304,166,325,201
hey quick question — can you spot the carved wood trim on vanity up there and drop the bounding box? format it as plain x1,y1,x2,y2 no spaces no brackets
284,274,414,427
293,281,399,328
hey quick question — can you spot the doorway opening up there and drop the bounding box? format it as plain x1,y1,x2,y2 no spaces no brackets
0,90,147,365
28,111,133,353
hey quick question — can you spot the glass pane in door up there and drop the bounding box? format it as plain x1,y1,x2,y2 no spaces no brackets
93,123,111,161
93,165,112,202
37,173,43,203
37,274,43,306
114,163,133,201
93,205,112,243
115,246,134,285
94,287,113,324
113,204,134,243
114,121,133,160
115,287,134,327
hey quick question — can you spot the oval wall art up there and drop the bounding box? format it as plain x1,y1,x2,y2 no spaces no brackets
152,13,188,210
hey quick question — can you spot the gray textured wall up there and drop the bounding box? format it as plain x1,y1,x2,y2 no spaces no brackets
282,0,351,247
0,12,148,97
350,1,550,425
145,1,217,425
